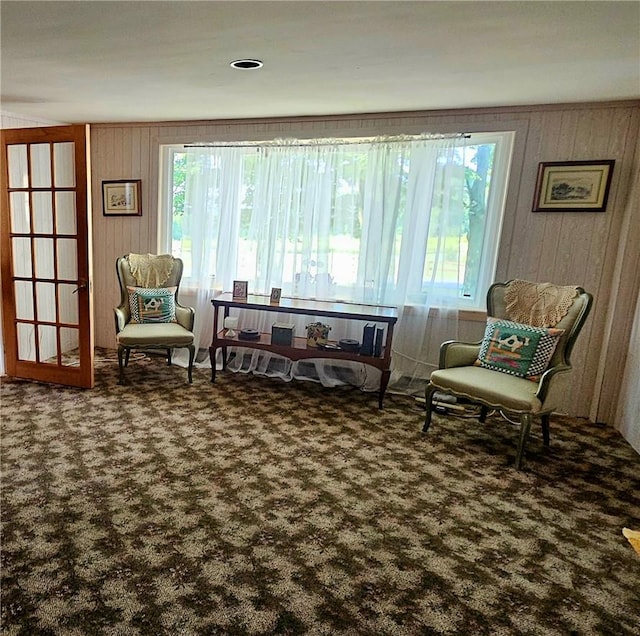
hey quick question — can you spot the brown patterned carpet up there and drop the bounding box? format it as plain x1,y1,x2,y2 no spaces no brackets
1,350,639,635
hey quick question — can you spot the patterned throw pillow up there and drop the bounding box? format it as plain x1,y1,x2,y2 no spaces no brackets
475,317,564,381
127,286,177,324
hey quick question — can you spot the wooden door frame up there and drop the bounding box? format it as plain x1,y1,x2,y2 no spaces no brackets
0,124,94,387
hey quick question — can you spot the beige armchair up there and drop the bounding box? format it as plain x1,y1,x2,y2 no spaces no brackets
423,280,593,469
114,254,195,384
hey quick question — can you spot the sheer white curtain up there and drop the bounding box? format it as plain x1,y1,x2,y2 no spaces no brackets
170,147,244,367
167,136,467,395
385,139,465,395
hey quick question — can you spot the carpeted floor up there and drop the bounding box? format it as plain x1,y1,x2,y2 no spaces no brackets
1,351,639,635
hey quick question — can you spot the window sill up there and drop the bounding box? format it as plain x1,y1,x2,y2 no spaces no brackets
401,304,486,322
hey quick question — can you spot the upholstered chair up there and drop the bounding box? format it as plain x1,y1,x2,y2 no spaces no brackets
114,254,195,384
423,280,593,469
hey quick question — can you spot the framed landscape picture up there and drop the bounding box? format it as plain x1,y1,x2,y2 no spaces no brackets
102,180,142,216
532,160,614,212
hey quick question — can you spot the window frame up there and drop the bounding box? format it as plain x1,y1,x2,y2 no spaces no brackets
158,131,515,310
460,131,514,309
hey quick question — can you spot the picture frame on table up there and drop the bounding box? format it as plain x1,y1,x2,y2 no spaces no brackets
532,160,614,213
270,287,282,304
232,280,248,300
102,180,142,216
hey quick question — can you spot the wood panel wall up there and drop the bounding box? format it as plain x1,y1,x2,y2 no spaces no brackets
89,101,640,422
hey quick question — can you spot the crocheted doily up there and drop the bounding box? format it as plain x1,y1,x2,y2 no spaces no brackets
504,279,579,327
127,253,174,288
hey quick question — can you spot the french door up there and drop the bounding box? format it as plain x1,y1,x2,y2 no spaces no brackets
1,125,94,388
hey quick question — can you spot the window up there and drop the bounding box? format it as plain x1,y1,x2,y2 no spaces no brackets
159,132,513,309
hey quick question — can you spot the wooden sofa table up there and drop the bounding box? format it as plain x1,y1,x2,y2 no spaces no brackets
209,293,398,408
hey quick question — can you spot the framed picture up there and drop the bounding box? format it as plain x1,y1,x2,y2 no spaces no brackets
232,280,248,300
102,180,142,216
270,287,282,304
532,160,614,212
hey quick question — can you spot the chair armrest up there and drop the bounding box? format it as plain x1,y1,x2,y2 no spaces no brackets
176,304,195,332
439,340,481,369
114,305,129,333
536,364,572,407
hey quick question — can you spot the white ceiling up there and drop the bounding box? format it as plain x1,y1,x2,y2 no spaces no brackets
2,1,639,124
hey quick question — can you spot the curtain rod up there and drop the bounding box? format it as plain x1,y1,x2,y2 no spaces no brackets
185,133,471,148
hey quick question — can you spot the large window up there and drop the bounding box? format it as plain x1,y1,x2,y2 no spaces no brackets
159,132,513,309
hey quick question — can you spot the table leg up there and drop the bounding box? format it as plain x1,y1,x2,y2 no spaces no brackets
210,347,217,382
379,369,391,409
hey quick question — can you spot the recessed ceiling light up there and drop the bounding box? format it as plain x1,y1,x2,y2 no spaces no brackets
230,59,263,70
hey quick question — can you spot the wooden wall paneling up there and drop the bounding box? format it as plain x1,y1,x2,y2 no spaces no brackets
551,109,583,278
558,247,602,414
129,126,144,244
534,109,587,413
568,107,635,415
91,126,110,349
526,110,566,281
109,128,128,345
566,108,621,415
93,126,127,348
99,128,112,350
539,214,563,279
611,115,638,413
120,125,132,176
613,171,640,450
143,126,157,246
578,109,625,414
591,111,640,423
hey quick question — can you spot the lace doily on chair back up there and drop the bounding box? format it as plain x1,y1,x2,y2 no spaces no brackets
504,279,579,327
127,253,175,288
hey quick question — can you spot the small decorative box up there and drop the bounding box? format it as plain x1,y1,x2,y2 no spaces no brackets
271,323,295,346
306,322,331,347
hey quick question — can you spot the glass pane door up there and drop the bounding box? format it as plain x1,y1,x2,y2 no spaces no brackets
2,125,93,387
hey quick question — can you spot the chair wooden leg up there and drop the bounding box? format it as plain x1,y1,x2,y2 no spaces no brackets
541,414,550,447
422,383,439,432
515,413,533,470
117,346,126,385
167,348,172,366
187,345,195,384
479,405,488,423
124,348,131,367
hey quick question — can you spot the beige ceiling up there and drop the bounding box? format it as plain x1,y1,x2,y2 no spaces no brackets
1,0,639,124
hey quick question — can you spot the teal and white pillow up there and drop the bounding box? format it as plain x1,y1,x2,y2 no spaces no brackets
475,317,564,381
127,286,177,324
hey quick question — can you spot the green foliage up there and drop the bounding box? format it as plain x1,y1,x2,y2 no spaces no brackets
172,153,186,240
462,144,494,297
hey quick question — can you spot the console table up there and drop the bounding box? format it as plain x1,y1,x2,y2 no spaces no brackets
209,293,398,408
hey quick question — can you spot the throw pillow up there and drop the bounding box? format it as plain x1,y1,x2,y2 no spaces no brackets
475,317,564,381
127,286,177,324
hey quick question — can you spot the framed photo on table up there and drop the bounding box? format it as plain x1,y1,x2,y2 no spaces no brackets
102,180,142,216
532,160,614,212
232,280,248,300
270,287,282,304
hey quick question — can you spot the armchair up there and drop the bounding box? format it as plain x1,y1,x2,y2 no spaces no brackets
114,254,195,384
423,280,593,469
